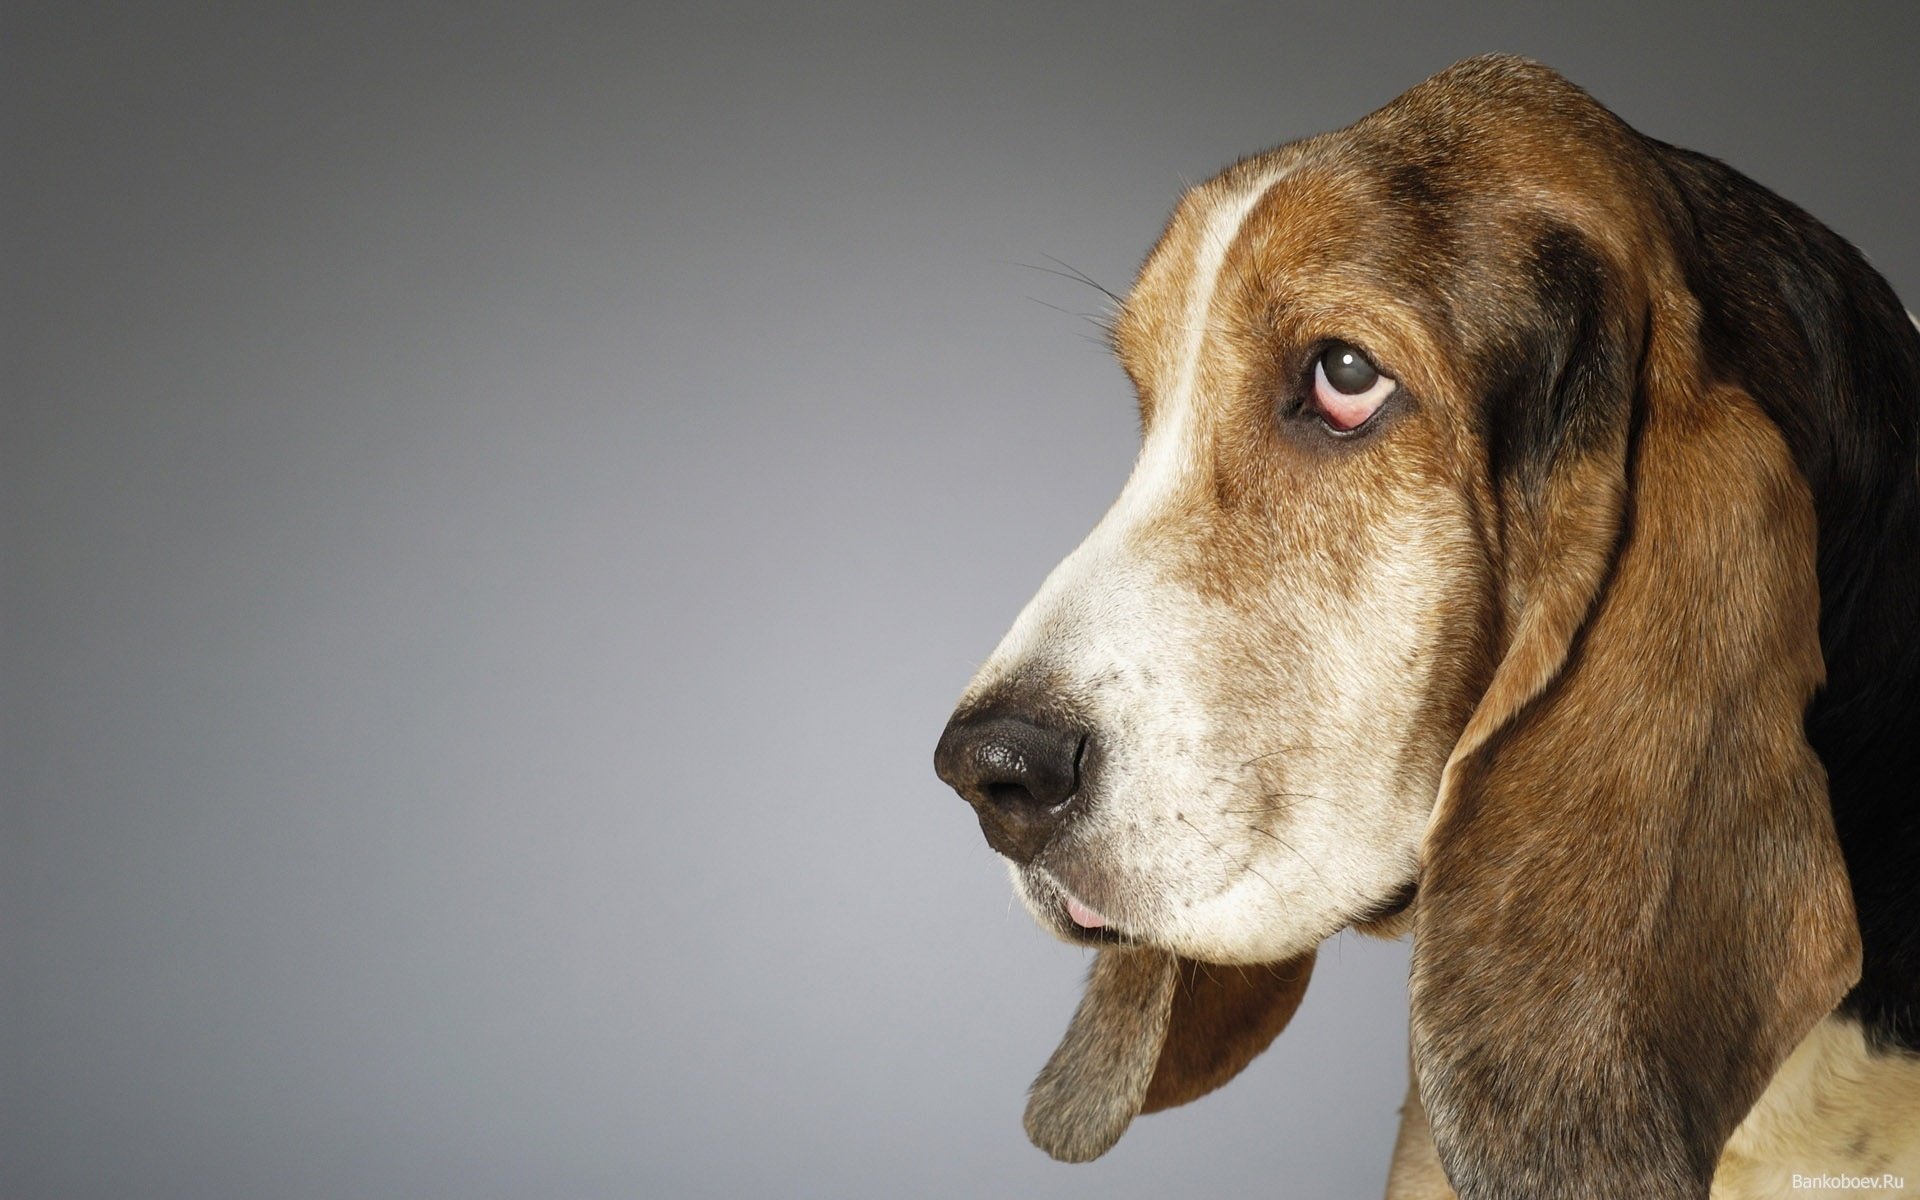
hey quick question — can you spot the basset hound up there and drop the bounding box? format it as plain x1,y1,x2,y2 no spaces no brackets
933,56,1920,1199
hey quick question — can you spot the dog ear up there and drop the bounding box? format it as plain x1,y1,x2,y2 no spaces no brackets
1024,947,1314,1162
1142,952,1316,1113
1409,228,1861,1198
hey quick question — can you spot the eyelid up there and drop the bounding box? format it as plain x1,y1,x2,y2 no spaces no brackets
1311,357,1397,432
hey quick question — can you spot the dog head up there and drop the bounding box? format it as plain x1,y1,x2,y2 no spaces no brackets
935,56,1878,1193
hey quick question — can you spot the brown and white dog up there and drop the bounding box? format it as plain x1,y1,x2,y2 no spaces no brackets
933,56,1920,1199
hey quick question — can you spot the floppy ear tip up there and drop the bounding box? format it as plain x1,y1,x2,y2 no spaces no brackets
1019,947,1181,1163
1799,845,1865,996
1022,1078,1135,1163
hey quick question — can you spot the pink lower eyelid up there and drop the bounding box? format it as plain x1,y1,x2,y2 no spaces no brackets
1312,363,1391,430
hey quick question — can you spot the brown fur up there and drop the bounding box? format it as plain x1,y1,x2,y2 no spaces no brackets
1414,375,1859,1197
1143,951,1315,1113
1024,947,1179,1163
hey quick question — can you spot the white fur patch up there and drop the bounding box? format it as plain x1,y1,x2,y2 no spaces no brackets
983,166,1290,671
1713,1016,1920,1198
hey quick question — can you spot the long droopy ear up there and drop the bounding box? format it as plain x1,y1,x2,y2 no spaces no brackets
1411,239,1861,1198
1024,946,1313,1162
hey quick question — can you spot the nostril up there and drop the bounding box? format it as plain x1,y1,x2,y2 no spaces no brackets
984,780,1035,811
978,740,1073,811
933,710,1091,863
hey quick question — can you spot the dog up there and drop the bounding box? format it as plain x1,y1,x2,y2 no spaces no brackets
933,56,1920,1200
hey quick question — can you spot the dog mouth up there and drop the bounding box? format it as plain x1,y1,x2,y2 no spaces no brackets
1023,868,1137,947
1024,856,1420,952
1351,878,1419,931
1064,893,1107,930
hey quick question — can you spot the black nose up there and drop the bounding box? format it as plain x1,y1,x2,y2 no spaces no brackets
933,711,1087,864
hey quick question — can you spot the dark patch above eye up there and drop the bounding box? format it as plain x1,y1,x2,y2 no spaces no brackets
1321,343,1380,394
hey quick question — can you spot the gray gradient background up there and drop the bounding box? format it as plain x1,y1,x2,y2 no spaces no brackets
6,4,1917,1197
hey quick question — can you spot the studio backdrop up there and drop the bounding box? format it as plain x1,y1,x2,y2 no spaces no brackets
7,3,1916,1197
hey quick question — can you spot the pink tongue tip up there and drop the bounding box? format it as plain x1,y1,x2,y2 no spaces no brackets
1065,895,1108,929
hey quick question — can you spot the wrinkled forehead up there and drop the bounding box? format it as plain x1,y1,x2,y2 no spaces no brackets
1110,95,1660,418
1109,151,1466,417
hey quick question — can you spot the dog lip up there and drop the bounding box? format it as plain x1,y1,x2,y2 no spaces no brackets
1028,868,1135,946
1059,908,1133,946
1354,879,1418,925
1065,894,1108,929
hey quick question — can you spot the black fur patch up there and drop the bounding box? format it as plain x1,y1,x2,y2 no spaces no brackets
1482,223,1633,499
1382,159,1460,261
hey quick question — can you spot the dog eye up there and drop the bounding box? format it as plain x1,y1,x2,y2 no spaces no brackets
1312,343,1397,432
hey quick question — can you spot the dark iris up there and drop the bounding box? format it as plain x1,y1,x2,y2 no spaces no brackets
1320,343,1379,394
